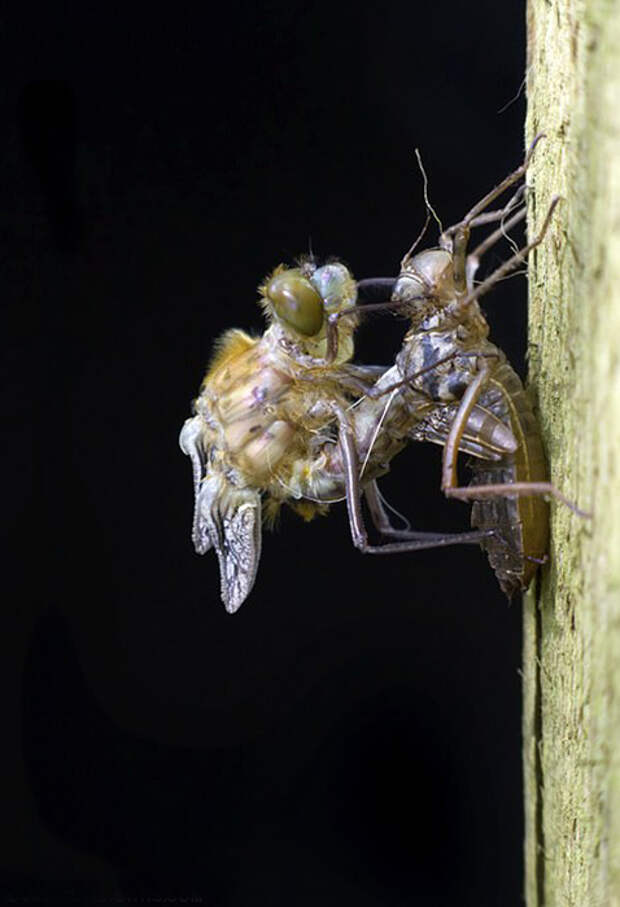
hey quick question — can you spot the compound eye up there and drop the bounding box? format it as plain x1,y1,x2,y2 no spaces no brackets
266,269,324,336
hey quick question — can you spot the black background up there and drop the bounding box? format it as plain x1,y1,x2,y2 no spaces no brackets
5,3,530,904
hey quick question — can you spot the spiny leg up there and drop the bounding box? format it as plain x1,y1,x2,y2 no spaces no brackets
317,297,405,366
341,143,540,354
441,362,491,494
466,184,526,230
452,195,528,293
364,479,478,541
447,480,590,518
333,190,527,363
308,348,484,401
356,277,398,298
469,204,527,263
456,197,560,313
440,362,590,518
435,187,526,261
440,133,544,244
376,194,527,300
466,206,527,292
441,137,542,291
361,349,502,401
320,290,461,370
333,405,495,555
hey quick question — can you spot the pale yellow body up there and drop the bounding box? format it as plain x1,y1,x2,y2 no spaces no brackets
180,260,367,611
196,320,366,521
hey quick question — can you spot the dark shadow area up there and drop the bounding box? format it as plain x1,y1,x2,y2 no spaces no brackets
6,2,528,903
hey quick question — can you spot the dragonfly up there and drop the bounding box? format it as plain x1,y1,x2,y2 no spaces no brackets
179,258,509,611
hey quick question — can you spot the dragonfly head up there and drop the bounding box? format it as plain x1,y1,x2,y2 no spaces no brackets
261,267,325,336
307,261,357,316
393,249,455,305
259,261,357,340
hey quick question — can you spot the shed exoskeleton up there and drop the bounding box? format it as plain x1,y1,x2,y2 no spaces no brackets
323,137,586,597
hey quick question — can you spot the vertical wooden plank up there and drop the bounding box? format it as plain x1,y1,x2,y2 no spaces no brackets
525,0,620,903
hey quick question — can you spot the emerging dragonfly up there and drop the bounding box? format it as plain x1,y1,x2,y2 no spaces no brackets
180,259,361,612
180,259,505,611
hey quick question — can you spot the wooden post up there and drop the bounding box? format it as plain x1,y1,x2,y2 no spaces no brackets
524,1,620,904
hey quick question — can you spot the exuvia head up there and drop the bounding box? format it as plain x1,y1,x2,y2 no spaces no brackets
260,261,357,338
392,249,455,305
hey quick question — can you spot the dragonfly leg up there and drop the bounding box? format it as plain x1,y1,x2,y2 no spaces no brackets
364,479,480,542
440,133,544,244
465,205,526,292
441,362,490,494
333,405,494,555
447,479,590,518
441,364,590,518
307,298,406,367
455,197,560,313
363,349,500,402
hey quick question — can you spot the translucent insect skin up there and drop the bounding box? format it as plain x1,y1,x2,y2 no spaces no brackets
391,247,548,597
319,139,575,597
467,363,548,596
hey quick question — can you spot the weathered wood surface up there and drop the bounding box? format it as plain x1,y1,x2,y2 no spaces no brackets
524,1,620,904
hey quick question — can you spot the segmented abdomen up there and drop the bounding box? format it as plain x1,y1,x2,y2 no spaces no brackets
469,360,549,598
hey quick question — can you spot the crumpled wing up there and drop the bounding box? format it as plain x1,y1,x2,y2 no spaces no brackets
196,474,262,613
179,416,213,554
